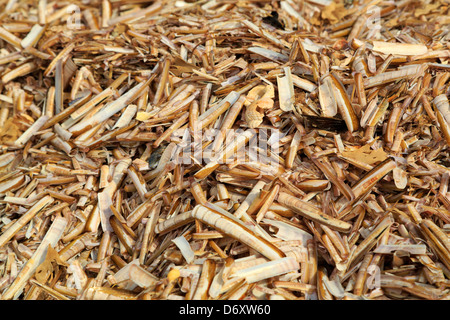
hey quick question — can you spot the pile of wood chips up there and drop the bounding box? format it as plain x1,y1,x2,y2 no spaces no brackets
0,0,449,300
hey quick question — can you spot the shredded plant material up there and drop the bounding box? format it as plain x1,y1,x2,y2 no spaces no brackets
0,0,449,300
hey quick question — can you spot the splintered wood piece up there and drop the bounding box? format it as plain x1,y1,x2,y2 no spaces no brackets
1,217,67,300
371,41,428,56
277,192,352,233
0,195,54,248
277,67,295,112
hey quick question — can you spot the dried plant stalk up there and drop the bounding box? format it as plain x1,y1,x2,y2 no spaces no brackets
192,204,285,260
